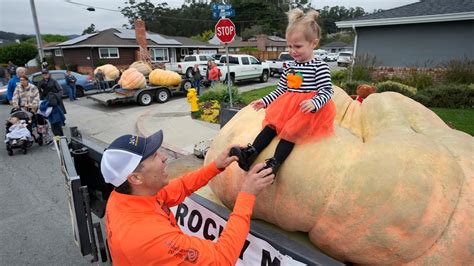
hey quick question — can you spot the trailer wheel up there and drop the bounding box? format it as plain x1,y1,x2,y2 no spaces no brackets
182,80,193,92
138,91,153,106
156,88,171,103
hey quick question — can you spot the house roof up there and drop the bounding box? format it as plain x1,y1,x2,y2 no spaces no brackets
320,41,353,49
337,0,474,28
48,28,218,49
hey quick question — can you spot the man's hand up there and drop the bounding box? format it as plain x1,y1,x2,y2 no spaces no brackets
215,146,238,169
300,99,316,113
240,163,274,196
250,99,265,111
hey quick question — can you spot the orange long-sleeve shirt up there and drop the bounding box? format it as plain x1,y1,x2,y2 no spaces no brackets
105,162,256,265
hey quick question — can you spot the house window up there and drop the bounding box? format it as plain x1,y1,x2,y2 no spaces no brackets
150,48,169,62
54,49,63,56
180,48,189,56
99,48,119,59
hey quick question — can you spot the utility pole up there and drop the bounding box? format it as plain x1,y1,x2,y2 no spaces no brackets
29,0,44,62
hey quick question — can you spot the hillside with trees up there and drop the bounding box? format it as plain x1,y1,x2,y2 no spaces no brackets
119,0,367,42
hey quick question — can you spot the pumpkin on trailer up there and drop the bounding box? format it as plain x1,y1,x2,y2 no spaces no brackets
149,69,181,86
118,68,146,89
204,86,473,265
94,64,120,81
129,61,152,76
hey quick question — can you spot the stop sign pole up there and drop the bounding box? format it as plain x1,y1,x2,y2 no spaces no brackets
215,18,236,107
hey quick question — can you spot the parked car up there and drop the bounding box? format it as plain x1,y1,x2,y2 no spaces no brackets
217,54,270,85
165,54,214,78
314,49,328,61
265,52,294,76
325,53,338,62
337,52,353,67
210,54,223,64
29,70,97,97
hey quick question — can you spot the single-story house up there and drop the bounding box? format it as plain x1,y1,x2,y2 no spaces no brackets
45,28,220,73
336,0,474,67
320,41,353,54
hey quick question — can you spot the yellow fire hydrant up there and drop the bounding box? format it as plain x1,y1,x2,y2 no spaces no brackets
187,88,199,112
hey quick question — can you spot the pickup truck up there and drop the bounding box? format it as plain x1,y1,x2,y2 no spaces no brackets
265,52,293,76
165,54,214,78
215,54,270,85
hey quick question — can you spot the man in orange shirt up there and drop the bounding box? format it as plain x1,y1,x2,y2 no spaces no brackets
101,130,274,265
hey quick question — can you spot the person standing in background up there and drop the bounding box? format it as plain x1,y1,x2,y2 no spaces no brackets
65,70,77,101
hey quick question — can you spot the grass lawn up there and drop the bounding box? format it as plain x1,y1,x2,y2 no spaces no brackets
240,87,473,136
430,108,474,136
241,85,276,104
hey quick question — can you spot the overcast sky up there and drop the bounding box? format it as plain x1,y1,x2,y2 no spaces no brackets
0,0,419,35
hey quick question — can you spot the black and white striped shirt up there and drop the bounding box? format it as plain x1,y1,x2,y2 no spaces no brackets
262,59,333,112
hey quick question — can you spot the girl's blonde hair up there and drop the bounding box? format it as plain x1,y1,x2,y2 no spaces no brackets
286,8,321,42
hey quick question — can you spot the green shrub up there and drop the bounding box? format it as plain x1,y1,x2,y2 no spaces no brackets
443,58,474,84
0,43,37,66
340,80,367,95
416,84,473,109
404,70,434,90
376,81,417,98
331,70,347,86
350,65,372,82
198,83,244,105
95,59,107,67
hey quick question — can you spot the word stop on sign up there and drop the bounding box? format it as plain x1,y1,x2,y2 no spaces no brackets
216,26,234,36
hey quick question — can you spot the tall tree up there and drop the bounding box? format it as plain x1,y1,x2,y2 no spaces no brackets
82,24,97,35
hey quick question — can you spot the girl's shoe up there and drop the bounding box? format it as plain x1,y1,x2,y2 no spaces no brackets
229,144,258,171
259,157,281,176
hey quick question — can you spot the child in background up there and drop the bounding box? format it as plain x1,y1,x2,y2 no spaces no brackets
230,8,336,176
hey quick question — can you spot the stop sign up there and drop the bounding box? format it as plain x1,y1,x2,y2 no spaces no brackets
215,18,235,43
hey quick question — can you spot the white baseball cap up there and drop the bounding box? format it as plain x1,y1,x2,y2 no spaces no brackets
100,130,163,187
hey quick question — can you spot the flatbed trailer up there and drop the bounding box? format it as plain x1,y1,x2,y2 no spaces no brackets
55,128,343,265
87,79,192,106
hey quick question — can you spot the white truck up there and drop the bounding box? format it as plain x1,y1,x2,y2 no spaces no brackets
165,54,214,78
265,52,293,76
214,54,270,85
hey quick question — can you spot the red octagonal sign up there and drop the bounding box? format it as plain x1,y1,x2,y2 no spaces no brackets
215,18,235,43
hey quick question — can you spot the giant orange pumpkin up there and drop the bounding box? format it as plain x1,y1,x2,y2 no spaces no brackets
129,61,152,76
149,69,181,86
94,64,120,81
118,68,146,89
204,87,473,265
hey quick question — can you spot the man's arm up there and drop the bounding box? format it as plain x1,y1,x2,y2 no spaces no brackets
159,146,237,206
53,80,63,97
131,164,274,265
158,162,222,207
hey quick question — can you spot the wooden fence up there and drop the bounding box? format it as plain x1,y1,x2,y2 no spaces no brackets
232,51,280,61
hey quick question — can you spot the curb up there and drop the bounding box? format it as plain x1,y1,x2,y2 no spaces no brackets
135,108,192,157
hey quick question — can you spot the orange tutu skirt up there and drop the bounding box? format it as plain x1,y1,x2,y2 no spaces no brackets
262,91,336,144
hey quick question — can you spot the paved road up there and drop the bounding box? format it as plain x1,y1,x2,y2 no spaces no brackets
0,104,94,265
